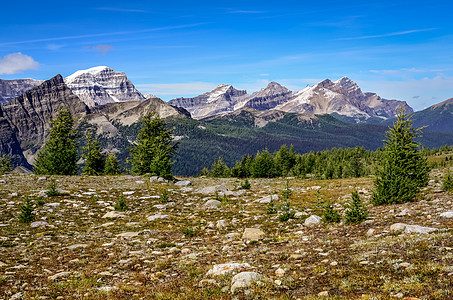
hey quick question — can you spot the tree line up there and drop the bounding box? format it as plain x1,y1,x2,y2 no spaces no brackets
32,107,177,179
201,145,382,179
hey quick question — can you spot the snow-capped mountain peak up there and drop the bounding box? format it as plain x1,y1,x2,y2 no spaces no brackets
64,66,145,107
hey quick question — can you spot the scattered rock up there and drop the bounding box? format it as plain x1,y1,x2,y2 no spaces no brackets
230,271,264,293
102,211,125,219
256,194,278,204
38,177,47,181
203,200,221,209
366,228,376,237
216,219,228,230
390,223,437,234
318,291,329,297
116,232,139,239
206,262,251,276
175,180,192,186
275,268,285,277
30,221,48,228
242,228,265,241
440,211,453,218
304,215,321,227
147,214,169,221
67,244,88,250
396,208,413,217
48,271,71,281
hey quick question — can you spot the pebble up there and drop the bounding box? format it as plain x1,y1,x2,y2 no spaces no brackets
206,262,251,276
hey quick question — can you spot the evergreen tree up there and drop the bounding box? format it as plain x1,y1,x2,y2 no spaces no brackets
128,113,178,180
345,190,368,224
251,149,275,178
0,154,12,175
104,153,121,175
19,197,35,223
34,108,78,175
210,157,230,177
82,132,106,175
372,110,430,205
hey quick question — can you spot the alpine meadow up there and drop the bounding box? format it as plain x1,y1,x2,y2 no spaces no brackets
1,1,453,299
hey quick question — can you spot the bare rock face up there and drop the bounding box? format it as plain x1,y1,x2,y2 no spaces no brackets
275,77,412,122
0,79,43,105
64,66,145,107
169,84,247,119
0,106,29,167
1,74,89,163
238,82,292,111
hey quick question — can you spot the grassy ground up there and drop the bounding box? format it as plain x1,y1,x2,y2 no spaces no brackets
0,170,452,299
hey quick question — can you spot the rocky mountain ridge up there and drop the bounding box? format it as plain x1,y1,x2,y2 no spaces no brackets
169,77,412,122
0,78,43,105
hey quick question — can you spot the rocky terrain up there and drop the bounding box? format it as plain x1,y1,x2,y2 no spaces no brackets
0,79,43,105
64,66,145,107
1,168,452,299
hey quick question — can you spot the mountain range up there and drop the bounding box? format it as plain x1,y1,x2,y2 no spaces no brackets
0,66,452,175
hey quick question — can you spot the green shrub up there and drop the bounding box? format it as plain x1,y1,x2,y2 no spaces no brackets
160,189,169,203
240,178,251,189
19,197,35,223
182,227,196,238
278,201,295,222
266,200,277,214
281,180,292,200
442,171,453,191
322,201,342,223
0,155,12,175
345,191,368,224
114,195,128,211
46,179,61,197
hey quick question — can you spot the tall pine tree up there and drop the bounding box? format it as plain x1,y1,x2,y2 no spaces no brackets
372,109,429,205
128,113,178,179
34,108,78,175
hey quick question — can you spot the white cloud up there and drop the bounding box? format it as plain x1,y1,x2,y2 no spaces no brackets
136,82,218,96
338,28,437,40
91,44,115,55
0,52,39,75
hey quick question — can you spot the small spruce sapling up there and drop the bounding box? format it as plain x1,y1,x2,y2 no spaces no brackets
114,195,128,211
345,190,368,224
241,178,251,190
19,197,35,223
46,179,61,197
160,189,169,203
322,201,342,223
267,200,277,214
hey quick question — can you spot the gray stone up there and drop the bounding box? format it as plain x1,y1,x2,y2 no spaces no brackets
390,223,407,232
216,219,228,230
147,214,169,221
231,271,264,293
175,180,192,186
257,194,278,204
203,200,221,209
396,208,413,217
48,271,71,281
390,223,437,234
30,221,48,228
304,215,322,227
242,228,265,241
116,232,139,239
67,244,88,250
102,211,125,219
440,211,453,218
206,262,251,276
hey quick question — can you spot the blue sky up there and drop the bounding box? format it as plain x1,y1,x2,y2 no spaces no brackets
1,0,453,111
